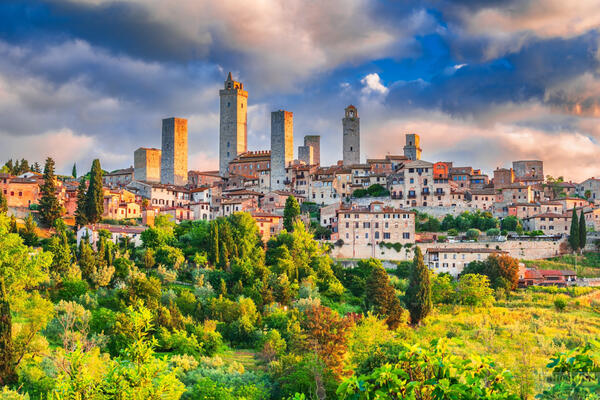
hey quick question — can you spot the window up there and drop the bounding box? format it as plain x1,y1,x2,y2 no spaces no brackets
383,232,391,239
402,232,410,239
375,231,380,239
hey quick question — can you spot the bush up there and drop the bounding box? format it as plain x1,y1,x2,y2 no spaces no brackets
554,296,568,311
55,279,89,302
466,229,480,241
486,228,500,236
447,228,459,236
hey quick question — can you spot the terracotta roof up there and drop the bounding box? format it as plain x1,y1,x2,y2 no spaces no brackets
83,224,145,234
524,212,567,219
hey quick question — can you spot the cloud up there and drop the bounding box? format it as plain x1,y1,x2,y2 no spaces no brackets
360,73,389,96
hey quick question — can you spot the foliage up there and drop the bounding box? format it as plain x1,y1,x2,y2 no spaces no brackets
441,211,498,233
74,179,88,227
579,210,587,251
455,274,495,307
364,259,406,329
337,339,519,400
466,228,480,241
405,247,432,325
85,159,104,224
39,157,62,226
0,189,7,214
501,215,522,233
283,196,301,232
20,214,38,246
462,254,520,290
569,207,579,252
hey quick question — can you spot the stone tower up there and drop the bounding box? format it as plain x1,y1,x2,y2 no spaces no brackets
298,145,314,165
134,147,161,183
342,105,360,166
270,110,293,191
219,72,248,177
403,133,422,161
161,117,188,186
304,135,321,165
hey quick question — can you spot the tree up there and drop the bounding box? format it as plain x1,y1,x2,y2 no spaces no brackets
283,195,301,232
21,213,38,246
568,207,579,252
364,259,405,329
74,178,88,227
463,254,520,290
72,163,77,178
579,210,587,251
302,305,354,378
404,247,432,326
32,161,41,173
501,215,521,232
85,159,104,224
0,189,7,214
39,157,62,226
48,230,73,279
0,214,52,385
456,274,494,307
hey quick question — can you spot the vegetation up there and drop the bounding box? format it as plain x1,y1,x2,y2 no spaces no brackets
352,184,390,198
569,207,579,251
283,195,301,232
38,157,63,226
441,211,499,232
1,204,600,399
86,159,105,224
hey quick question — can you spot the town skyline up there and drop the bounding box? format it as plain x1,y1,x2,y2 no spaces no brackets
1,1,600,181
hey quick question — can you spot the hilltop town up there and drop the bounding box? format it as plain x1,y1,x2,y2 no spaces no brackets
2,72,599,284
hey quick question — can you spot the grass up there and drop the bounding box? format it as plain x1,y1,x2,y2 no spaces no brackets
220,348,260,370
401,289,600,398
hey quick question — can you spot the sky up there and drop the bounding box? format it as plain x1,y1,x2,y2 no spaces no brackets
1,0,600,181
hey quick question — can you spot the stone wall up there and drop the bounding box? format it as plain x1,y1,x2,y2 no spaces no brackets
342,106,360,165
219,81,248,176
330,237,566,262
298,145,313,165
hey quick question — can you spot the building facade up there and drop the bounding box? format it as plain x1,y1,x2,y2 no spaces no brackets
304,135,321,165
134,147,161,183
403,134,422,161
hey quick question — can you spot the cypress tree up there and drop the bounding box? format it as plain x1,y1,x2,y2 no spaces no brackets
0,190,7,214
209,221,219,266
72,163,77,178
75,179,88,227
579,210,587,251
568,207,579,252
21,214,38,246
405,246,432,326
283,195,300,232
39,157,62,226
8,215,17,233
32,162,41,173
86,159,104,224
365,261,405,329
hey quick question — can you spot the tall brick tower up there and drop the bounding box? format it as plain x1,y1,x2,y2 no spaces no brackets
403,133,422,161
270,110,293,191
219,72,248,177
304,135,321,165
134,147,161,182
342,105,360,166
161,117,188,186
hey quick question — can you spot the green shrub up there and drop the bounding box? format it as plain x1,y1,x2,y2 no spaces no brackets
554,296,568,311
55,279,89,302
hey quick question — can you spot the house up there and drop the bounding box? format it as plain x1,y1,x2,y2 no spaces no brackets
77,224,146,248
262,191,305,213
103,167,134,188
251,211,283,242
519,269,577,287
522,213,571,235
426,248,508,277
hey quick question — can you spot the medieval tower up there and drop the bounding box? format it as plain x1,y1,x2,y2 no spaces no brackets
134,147,161,183
342,105,360,166
160,117,188,185
403,133,422,161
303,135,321,165
270,110,294,191
219,72,248,177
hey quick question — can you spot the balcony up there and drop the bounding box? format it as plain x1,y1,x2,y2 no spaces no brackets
435,189,446,195
422,189,430,195
408,193,417,199
391,194,404,200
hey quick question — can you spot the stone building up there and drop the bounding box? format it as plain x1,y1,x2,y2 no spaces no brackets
160,117,188,186
270,110,294,191
219,72,248,177
493,167,515,189
134,148,161,183
426,248,508,277
576,177,600,202
403,133,422,161
522,212,571,235
228,151,271,179
298,145,314,165
342,105,360,166
304,135,321,165
513,160,544,183
103,167,134,188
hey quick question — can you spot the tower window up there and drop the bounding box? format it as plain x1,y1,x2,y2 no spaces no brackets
350,146,353,151
227,142,230,148
227,102,231,107
241,104,243,108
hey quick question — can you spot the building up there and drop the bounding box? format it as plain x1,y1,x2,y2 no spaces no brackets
262,190,305,214
576,177,600,202
342,105,360,166
219,72,248,177
127,180,190,208
468,188,499,211
103,189,141,220
426,248,508,277
493,167,515,189
513,160,544,183
403,134,422,161
134,147,161,183
0,175,40,208
519,268,577,287
161,117,188,186
77,224,146,248
228,151,271,179
583,207,600,231
522,212,571,235
336,202,416,257
298,145,314,165
103,167,134,188
304,135,321,165
252,211,283,242
188,170,221,188
270,110,294,191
